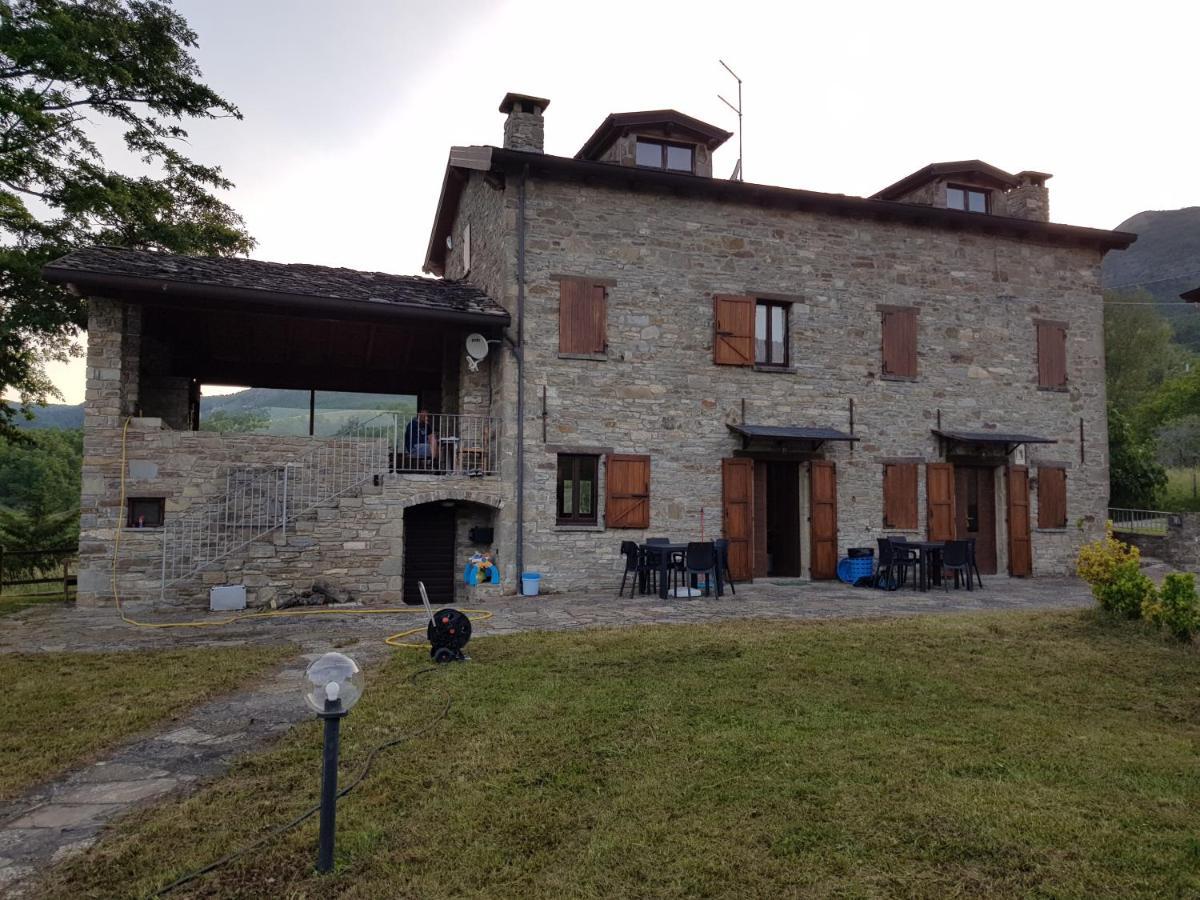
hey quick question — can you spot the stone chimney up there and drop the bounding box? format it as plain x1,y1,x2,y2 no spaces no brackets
1005,171,1052,222
499,92,550,153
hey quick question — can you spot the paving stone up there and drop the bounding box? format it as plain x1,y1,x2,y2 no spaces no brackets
54,779,178,805
7,804,123,830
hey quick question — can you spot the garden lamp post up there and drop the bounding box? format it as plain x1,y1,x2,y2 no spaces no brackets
302,651,364,874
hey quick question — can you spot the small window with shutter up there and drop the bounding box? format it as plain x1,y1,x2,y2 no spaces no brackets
1037,321,1067,389
881,307,918,379
604,454,651,529
882,463,919,530
558,277,608,357
1037,466,1067,529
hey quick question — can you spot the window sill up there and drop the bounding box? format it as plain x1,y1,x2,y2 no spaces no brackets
555,523,604,532
753,364,796,374
558,352,608,362
880,374,918,383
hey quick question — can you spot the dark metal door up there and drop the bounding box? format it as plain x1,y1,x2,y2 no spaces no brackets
403,503,457,606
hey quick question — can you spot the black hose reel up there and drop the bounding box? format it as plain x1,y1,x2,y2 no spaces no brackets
427,607,472,663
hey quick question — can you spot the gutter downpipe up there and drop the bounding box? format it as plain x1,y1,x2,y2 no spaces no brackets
514,165,528,580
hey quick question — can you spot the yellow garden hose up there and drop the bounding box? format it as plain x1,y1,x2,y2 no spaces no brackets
110,418,493,648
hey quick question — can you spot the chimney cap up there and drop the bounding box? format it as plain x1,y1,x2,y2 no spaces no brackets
499,92,550,114
1016,170,1053,185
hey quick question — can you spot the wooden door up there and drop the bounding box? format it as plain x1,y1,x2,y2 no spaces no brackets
926,463,956,542
722,458,754,581
955,467,998,575
809,460,838,580
753,460,769,577
402,503,457,606
1007,465,1032,576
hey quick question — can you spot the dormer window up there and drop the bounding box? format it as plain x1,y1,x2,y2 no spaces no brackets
946,184,989,213
635,139,694,173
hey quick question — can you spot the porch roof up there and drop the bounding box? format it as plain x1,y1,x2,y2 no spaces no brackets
729,423,859,451
933,429,1057,453
43,246,510,328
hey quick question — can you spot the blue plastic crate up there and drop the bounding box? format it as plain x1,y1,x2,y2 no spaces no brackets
836,556,874,584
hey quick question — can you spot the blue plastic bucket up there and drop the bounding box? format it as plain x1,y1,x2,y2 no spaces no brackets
521,572,542,596
837,556,874,584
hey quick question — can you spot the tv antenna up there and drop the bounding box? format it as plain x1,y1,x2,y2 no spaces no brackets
718,59,743,181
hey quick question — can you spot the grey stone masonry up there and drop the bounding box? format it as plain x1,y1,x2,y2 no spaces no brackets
501,93,548,153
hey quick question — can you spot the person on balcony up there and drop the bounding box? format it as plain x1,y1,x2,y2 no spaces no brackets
404,409,439,469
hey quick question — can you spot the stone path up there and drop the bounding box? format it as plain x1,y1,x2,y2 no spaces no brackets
0,577,1092,895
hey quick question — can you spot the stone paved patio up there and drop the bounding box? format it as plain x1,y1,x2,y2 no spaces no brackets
0,577,1092,894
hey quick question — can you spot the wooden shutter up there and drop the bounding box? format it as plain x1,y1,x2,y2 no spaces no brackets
1007,465,1032,575
721,458,754,581
883,463,918,530
753,460,769,577
881,308,918,378
1037,467,1067,529
1036,322,1067,388
604,454,650,528
713,295,755,366
926,463,956,542
559,278,607,355
809,460,838,580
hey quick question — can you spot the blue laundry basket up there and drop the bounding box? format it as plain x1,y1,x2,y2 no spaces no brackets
837,555,874,584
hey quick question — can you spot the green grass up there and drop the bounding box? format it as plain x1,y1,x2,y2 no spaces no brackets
0,588,70,617
1163,468,1200,512
41,612,1200,899
0,645,293,801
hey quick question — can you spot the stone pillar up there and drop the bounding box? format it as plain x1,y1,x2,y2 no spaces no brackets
500,92,549,153
1005,171,1051,222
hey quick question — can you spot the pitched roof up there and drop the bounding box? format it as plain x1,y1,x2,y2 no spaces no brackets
871,160,1021,201
44,246,510,327
576,110,733,160
424,147,1137,275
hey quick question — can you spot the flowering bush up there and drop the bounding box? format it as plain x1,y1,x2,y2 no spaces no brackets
1093,559,1157,619
1077,523,1140,598
1143,572,1199,642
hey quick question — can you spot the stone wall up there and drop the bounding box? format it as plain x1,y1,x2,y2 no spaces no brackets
1121,514,1200,572
447,171,1110,592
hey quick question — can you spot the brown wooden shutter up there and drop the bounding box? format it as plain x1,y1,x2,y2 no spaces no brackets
721,458,754,581
1037,467,1067,529
1036,322,1067,388
881,308,918,378
1007,465,1032,575
809,460,838,580
883,463,918,530
926,463,956,542
559,278,607,355
713,295,755,366
604,454,650,528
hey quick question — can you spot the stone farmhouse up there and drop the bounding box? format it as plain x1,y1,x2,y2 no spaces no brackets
48,92,1135,609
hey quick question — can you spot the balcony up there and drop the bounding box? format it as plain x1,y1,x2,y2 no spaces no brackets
390,413,500,477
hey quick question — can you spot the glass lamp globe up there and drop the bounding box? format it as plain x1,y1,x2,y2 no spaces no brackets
302,652,364,714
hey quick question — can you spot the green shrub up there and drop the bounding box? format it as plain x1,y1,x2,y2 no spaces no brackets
1143,573,1199,642
1094,559,1156,619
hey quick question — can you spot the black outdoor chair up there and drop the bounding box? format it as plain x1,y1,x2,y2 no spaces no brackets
618,541,640,597
966,537,984,588
684,542,718,597
713,538,736,595
875,537,915,590
941,540,973,591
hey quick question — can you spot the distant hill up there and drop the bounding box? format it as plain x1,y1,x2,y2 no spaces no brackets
1103,207,1200,352
17,388,415,432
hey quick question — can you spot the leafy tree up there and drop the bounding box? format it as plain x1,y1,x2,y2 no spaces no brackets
199,408,268,433
1136,365,1200,434
0,0,254,439
0,426,81,511
1107,402,1167,508
1104,291,1193,416
1156,415,1200,470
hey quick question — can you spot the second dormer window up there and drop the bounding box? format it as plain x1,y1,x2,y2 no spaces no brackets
946,185,989,213
635,139,694,173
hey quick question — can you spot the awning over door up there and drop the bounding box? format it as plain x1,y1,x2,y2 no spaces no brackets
729,423,858,453
932,429,1056,456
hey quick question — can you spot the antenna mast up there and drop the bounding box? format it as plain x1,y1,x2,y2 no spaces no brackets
718,59,743,181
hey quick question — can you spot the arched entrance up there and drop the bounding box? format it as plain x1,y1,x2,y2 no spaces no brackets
400,492,502,606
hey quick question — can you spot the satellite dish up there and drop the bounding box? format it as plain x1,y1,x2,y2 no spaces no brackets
465,333,490,372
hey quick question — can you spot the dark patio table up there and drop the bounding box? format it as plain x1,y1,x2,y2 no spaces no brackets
904,540,945,591
641,542,724,599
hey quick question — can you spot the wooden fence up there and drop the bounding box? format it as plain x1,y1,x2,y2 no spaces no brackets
0,546,78,597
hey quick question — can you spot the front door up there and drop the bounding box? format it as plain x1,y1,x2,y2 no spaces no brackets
809,460,838,580
765,462,802,576
403,503,457,605
721,458,754,582
954,466,997,574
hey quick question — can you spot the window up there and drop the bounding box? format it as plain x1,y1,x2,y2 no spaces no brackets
557,455,598,525
127,497,165,528
881,307,918,378
1036,321,1068,389
1037,467,1067,528
882,463,918,529
755,300,789,367
634,139,694,173
558,277,607,356
605,454,651,528
946,184,989,213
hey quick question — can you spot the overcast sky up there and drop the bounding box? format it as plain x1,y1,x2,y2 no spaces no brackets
41,0,1200,403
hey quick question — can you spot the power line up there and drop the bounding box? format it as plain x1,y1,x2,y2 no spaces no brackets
1104,267,1200,293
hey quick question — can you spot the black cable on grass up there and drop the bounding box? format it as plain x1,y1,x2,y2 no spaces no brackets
155,666,450,896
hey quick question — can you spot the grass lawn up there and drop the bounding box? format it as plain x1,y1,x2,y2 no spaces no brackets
41,611,1200,899
0,589,71,617
1164,467,1200,513
0,645,293,801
